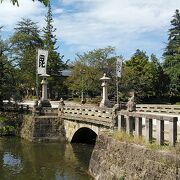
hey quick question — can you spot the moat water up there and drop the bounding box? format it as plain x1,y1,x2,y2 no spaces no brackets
0,137,94,180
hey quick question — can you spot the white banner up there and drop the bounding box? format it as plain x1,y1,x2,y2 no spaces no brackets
116,58,123,78
37,49,48,75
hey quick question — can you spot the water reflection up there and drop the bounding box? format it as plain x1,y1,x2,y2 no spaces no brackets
3,152,23,174
0,137,93,180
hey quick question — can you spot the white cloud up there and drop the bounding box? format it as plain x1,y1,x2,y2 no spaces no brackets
55,0,180,58
54,8,64,15
0,0,180,59
0,0,46,32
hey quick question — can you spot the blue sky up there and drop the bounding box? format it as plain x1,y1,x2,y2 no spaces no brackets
0,0,180,62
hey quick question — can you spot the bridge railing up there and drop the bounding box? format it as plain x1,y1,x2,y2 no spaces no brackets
136,104,180,114
118,110,178,146
61,105,114,127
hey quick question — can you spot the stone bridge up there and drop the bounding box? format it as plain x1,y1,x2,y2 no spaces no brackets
21,105,116,144
20,103,180,146
61,105,115,142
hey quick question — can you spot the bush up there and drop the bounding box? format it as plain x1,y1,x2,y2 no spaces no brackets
0,125,15,135
0,115,7,122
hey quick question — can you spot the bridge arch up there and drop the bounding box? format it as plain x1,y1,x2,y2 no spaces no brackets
64,120,100,144
71,127,97,144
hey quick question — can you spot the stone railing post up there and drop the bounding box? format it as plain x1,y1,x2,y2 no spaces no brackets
135,117,142,136
145,118,153,143
169,117,178,146
118,115,126,131
126,115,134,135
156,119,164,145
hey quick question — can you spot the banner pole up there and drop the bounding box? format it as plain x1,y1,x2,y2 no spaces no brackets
116,75,119,105
116,57,123,105
36,49,39,100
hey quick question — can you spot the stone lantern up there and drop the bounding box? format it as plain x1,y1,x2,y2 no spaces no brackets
99,73,111,108
40,74,51,107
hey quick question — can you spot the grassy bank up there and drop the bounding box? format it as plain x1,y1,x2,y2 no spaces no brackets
109,131,180,153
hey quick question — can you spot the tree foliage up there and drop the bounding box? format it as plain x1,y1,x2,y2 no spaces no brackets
10,18,43,97
122,50,168,101
43,2,67,99
0,30,16,107
163,9,180,96
67,47,117,97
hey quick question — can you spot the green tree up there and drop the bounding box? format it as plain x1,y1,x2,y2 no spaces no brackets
150,54,169,97
10,18,43,98
122,50,157,101
67,47,117,98
163,9,180,96
0,30,16,108
43,2,67,99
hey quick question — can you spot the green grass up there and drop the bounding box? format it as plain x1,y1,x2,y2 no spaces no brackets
109,131,180,153
110,131,146,145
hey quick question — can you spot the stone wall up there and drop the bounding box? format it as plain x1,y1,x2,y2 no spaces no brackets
20,115,65,142
89,134,180,180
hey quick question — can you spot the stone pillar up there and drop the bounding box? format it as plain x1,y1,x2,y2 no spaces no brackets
99,73,111,108
40,74,51,107
156,119,164,145
145,118,153,143
126,115,134,135
135,117,142,136
118,115,126,131
169,117,177,146
41,77,48,100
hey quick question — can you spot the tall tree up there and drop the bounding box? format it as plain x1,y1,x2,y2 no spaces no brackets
43,1,66,99
67,47,117,98
122,50,155,100
10,18,43,97
150,54,169,97
163,9,180,96
0,30,16,108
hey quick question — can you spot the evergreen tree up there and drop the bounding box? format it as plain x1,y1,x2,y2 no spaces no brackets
10,18,43,97
150,54,169,97
122,50,155,100
163,9,180,96
0,30,16,108
43,1,66,99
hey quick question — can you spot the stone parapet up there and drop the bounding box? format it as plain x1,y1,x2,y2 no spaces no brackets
136,104,180,114
61,105,115,128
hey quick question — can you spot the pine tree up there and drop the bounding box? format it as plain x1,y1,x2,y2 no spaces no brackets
163,10,180,96
43,1,66,99
10,18,43,97
122,49,155,100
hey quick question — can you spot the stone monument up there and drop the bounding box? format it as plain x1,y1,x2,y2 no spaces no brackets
58,98,65,116
40,74,51,107
99,73,111,108
127,91,136,112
